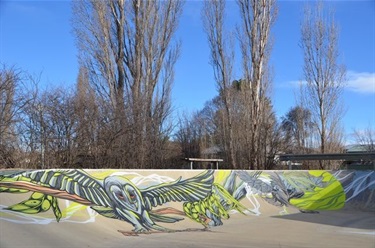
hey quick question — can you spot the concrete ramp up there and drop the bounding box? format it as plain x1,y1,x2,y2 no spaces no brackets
1,169,374,247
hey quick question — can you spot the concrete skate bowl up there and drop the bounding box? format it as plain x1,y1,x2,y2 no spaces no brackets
1,169,374,248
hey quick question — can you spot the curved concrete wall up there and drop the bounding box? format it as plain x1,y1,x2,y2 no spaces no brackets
0,169,374,247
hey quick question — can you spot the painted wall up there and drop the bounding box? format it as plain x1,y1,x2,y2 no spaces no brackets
0,169,374,235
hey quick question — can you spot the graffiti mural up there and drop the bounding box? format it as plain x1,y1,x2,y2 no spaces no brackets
0,169,374,236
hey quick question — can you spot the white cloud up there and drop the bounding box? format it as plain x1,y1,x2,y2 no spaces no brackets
277,80,306,89
281,71,375,94
346,71,375,94
287,80,305,88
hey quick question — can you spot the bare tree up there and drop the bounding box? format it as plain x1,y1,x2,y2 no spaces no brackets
74,66,100,168
202,0,237,168
0,65,19,167
72,0,183,168
0,66,23,145
0,65,32,168
16,84,78,169
258,98,282,169
201,0,278,169
237,0,277,169
45,88,78,168
300,2,346,168
281,106,314,153
353,126,375,152
175,112,202,160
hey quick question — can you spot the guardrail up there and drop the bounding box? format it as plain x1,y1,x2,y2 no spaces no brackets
279,152,375,161
278,152,375,170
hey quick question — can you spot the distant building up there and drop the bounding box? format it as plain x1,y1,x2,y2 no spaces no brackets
341,144,375,170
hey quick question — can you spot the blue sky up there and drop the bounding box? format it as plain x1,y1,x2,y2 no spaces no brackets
1,1,374,142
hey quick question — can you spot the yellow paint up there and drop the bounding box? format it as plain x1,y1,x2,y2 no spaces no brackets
90,170,121,180
289,171,346,210
61,201,89,218
214,170,231,184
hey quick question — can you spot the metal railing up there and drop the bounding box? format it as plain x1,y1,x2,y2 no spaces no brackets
184,158,223,170
278,152,375,170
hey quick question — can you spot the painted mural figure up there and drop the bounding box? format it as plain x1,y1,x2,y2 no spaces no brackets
0,169,248,234
1,169,374,236
0,170,213,234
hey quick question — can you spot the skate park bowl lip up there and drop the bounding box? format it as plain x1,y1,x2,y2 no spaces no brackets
0,169,374,248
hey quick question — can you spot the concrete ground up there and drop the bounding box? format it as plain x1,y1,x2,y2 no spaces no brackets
1,203,374,248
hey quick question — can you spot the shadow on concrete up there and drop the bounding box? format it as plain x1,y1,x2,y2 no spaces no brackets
271,210,375,230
